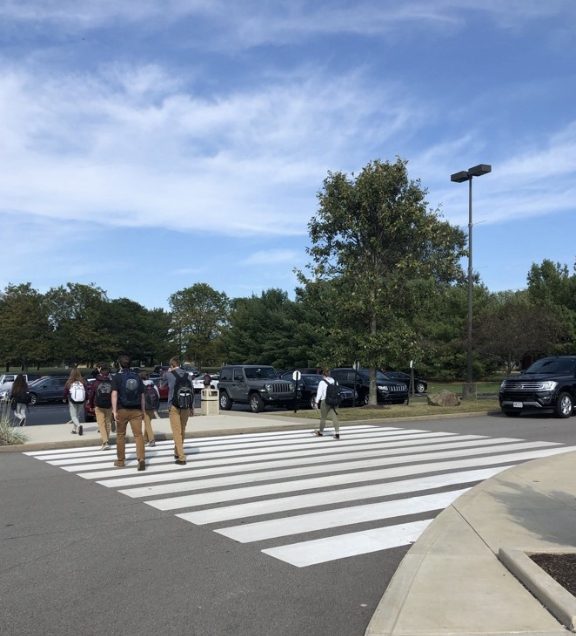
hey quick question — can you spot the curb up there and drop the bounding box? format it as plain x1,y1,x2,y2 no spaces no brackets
499,547,576,632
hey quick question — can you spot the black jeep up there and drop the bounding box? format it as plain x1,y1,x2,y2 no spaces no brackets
499,356,576,418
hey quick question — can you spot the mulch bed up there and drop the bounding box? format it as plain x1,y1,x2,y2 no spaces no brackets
530,553,576,598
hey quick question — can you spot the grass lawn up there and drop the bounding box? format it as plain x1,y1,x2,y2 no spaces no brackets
281,395,501,421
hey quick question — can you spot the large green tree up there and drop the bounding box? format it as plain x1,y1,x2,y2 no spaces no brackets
300,158,466,403
169,283,229,367
0,283,52,370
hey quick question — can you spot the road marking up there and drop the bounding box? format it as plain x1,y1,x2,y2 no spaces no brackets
24,426,576,569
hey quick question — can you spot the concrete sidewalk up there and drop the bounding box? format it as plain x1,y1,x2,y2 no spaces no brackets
4,413,576,635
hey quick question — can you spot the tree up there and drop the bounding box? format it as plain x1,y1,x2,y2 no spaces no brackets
475,291,570,374
169,283,230,367
44,283,110,365
299,158,466,404
222,289,301,368
0,283,52,370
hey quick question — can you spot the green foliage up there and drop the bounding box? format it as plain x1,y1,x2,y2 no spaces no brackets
0,401,28,445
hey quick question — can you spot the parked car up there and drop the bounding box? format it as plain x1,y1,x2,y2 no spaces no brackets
218,365,297,412
330,368,408,405
385,371,427,394
280,372,357,408
499,356,576,418
192,373,219,393
27,375,69,405
149,374,169,401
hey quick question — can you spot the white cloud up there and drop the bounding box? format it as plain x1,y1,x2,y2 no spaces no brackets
241,249,300,266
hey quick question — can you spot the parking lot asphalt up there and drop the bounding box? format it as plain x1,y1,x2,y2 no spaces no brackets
4,410,576,635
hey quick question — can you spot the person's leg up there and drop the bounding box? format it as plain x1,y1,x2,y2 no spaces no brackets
16,403,26,425
115,410,128,465
69,401,79,432
318,401,328,434
170,406,185,462
95,407,109,445
104,408,112,443
143,411,155,444
128,410,145,468
331,407,340,438
179,408,189,457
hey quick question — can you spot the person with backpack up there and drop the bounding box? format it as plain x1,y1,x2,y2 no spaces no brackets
140,371,159,447
87,363,114,450
10,373,30,426
64,367,87,436
111,355,146,471
165,356,194,465
314,368,341,439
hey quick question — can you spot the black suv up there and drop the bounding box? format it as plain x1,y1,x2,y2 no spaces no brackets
499,356,576,418
218,365,297,413
330,368,408,405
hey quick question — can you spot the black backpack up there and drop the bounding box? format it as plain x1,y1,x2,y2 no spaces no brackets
324,379,341,408
118,371,142,408
172,370,194,410
144,383,160,411
94,378,113,408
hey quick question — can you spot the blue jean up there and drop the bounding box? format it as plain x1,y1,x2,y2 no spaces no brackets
68,401,83,427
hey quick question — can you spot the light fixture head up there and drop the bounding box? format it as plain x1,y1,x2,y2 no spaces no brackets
450,171,470,183
467,164,492,177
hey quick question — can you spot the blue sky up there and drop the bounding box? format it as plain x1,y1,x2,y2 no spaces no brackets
1,1,575,310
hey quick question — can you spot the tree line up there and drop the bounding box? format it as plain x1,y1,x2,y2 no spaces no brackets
2,159,575,380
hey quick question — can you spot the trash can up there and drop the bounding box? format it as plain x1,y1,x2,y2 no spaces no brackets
201,387,219,415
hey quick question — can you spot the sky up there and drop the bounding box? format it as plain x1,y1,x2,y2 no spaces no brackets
1,0,575,310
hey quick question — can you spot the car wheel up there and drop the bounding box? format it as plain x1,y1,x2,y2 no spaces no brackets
85,414,95,423
362,391,370,406
249,393,265,413
415,382,426,394
28,392,38,406
503,410,520,417
555,392,573,418
309,395,317,409
219,391,232,411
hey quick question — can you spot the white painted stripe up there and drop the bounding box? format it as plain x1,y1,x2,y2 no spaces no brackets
147,446,576,511
70,431,464,475
122,440,555,499
217,488,469,543
23,424,390,457
95,436,522,489
47,429,453,467
262,519,432,567
178,466,504,525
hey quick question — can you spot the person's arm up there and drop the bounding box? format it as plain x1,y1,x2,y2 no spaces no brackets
315,380,326,406
111,389,118,420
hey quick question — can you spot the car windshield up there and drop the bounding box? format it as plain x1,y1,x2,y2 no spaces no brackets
360,369,394,382
244,367,277,380
525,358,576,375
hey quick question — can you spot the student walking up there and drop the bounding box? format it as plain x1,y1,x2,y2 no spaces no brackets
64,368,87,436
111,355,146,471
10,374,30,426
165,357,194,465
314,368,341,439
87,363,114,450
140,371,159,447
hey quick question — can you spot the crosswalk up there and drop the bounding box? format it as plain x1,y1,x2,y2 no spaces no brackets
25,425,574,568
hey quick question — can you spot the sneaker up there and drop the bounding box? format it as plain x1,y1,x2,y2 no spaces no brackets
114,460,125,468
101,442,111,451
71,428,77,435
147,440,156,447
78,425,83,436
313,430,323,437
333,433,340,440
137,460,146,472
175,459,187,465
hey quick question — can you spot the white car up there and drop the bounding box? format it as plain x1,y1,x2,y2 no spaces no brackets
0,373,29,399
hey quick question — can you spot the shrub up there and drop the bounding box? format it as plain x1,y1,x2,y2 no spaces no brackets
0,399,28,445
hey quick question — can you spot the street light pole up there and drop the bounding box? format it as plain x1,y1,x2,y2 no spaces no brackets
450,164,491,399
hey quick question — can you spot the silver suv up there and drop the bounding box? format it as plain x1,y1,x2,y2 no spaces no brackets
218,365,297,413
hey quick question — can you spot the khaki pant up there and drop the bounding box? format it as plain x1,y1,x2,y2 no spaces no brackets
115,408,145,463
319,400,339,434
95,406,112,444
143,410,155,443
169,405,191,461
